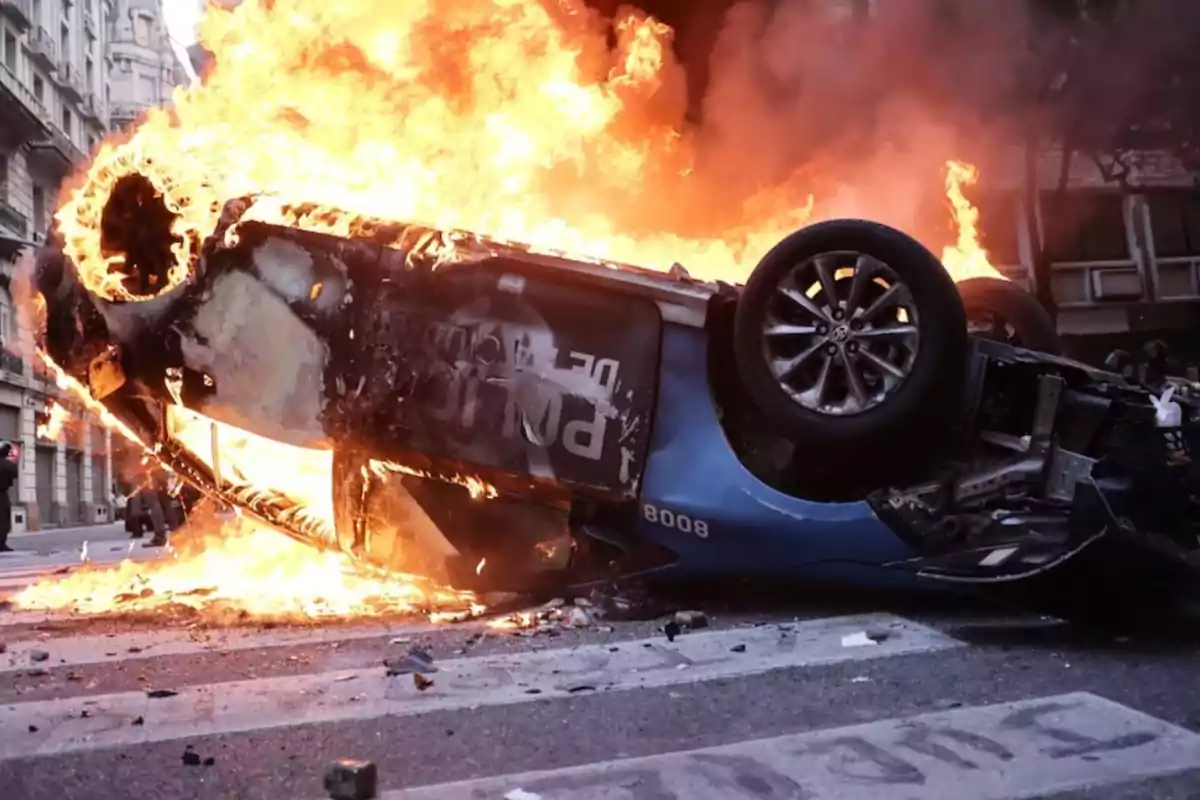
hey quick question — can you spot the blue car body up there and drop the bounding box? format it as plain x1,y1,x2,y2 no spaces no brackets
636,323,922,588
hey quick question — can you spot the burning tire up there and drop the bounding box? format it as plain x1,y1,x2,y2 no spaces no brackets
958,277,1060,355
732,219,968,462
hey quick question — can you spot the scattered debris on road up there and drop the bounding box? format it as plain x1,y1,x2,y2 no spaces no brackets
325,759,379,800
840,631,879,648
132,716,145,726
385,646,437,676
29,649,48,663
674,610,709,629
865,626,892,643
413,673,434,691
663,620,681,642
181,745,215,767
146,688,179,698
730,644,746,653
503,790,544,800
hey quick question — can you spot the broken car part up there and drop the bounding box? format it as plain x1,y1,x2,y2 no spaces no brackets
36,183,1200,624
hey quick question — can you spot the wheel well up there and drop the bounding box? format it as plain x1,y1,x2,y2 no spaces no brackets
704,290,887,502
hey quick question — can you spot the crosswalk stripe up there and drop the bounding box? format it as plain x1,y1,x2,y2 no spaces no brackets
0,613,958,761
0,554,162,597
390,692,1200,800
0,620,459,673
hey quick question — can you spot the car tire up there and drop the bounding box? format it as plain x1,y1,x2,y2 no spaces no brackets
958,277,1060,354
733,219,968,460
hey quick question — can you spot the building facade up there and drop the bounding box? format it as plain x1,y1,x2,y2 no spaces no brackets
0,0,183,531
107,0,185,130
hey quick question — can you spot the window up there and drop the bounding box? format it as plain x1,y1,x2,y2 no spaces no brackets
32,187,46,238
61,106,72,136
32,0,42,25
85,56,93,87
2,31,15,72
138,74,155,102
0,154,8,194
33,75,44,102
1040,191,1129,262
1147,193,1200,258
60,22,69,63
966,189,1022,265
0,291,12,350
133,14,150,46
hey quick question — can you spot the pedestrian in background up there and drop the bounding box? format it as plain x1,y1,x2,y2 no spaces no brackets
0,443,18,552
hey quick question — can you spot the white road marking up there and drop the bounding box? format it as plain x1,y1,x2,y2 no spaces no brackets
394,692,1200,800
0,613,958,760
0,620,456,674
0,553,159,597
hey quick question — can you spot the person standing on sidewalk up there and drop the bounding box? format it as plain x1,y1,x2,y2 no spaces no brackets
0,443,18,552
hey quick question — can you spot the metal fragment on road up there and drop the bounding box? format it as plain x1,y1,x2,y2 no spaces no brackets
673,610,708,629
325,758,379,800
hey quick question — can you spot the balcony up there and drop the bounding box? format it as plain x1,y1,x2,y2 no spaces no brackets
0,63,49,145
83,10,97,39
80,93,103,123
23,27,57,72
0,350,24,377
0,0,33,33
28,124,86,176
0,195,27,240
108,102,142,127
56,63,85,102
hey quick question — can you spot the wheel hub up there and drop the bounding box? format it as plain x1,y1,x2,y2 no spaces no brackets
761,250,921,416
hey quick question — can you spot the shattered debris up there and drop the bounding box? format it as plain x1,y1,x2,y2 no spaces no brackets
29,649,49,663
663,621,681,642
132,716,145,726
730,644,746,653
146,689,180,699
504,790,544,800
413,673,434,691
864,627,892,643
182,744,215,767
325,759,379,800
673,610,708,630
385,646,437,676
565,606,591,628
840,632,879,648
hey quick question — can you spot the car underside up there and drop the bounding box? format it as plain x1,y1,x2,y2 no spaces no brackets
34,177,1200,622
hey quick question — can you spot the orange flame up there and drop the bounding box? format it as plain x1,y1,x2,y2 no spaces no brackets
55,1,815,302
13,512,481,621
36,401,71,440
940,160,1006,282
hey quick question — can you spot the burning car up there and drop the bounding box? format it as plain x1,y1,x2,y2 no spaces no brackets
34,175,1200,623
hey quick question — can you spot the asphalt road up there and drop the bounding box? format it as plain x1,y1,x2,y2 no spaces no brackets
2,556,1200,799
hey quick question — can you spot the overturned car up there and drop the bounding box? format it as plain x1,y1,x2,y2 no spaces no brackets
37,178,1200,622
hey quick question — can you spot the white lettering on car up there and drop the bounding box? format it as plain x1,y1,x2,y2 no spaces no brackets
643,503,710,538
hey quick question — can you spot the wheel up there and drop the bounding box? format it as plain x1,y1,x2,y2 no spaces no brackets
733,219,968,458
958,277,1060,354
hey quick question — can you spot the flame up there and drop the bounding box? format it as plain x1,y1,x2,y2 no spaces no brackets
369,459,499,501
940,160,1006,282
55,1,817,302
36,401,71,440
166,405,337,538
14,512,480,621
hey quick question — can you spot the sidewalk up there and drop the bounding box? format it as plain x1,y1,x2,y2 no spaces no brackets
9,522,127,556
